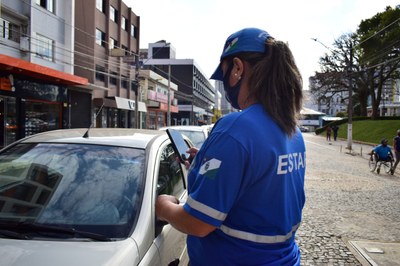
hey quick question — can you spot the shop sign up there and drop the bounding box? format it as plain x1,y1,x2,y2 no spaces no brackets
115,96,147,112
0,75,14,91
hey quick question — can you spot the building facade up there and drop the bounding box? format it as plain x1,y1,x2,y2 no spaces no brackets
0,0,89,148
141,41,215,126
74,0,144,128
137,69,178,129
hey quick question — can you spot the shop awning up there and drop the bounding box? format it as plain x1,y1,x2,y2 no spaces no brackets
93,97,147,112
115,96,147,112
300,107,325,115
147,101,178,113
0,54,88,86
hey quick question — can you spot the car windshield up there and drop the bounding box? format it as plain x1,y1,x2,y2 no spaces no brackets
178,130,206,148
0,143,145,240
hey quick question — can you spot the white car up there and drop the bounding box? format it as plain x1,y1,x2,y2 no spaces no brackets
0,128,190,266
159,125,213,148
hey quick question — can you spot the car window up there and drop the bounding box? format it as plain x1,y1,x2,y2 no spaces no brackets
157,144,185,197
0,143,145,239
178,130,206,148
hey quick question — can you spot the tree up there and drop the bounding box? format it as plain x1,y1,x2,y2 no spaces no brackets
310,34,361,116
311,6,400,118
356,6,400,118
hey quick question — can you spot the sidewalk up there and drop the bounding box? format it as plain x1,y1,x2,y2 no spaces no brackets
347,240,400,266
301,133,400,266
324,137,400,265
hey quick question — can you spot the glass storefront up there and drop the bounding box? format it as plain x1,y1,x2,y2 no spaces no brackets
24,100,61,137
0,98,61,147
147,110,165,130
0,97,17,147
147,111,157,130
120,110,128,128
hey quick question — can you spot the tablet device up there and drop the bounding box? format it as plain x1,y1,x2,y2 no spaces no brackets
166,129,190,162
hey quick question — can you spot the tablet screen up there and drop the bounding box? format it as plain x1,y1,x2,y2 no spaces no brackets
166,129,190,162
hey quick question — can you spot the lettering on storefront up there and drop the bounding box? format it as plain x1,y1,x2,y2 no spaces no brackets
128,100,135,110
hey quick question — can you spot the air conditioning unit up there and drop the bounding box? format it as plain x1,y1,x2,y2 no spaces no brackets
20,37,30,52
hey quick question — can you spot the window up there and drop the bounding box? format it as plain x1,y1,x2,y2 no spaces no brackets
110,6,118,23
96,0,104,12
35,0,54,13
121,17,127,30
121,45,129,56
109,37,118,50
121,77,128,89
95,28,106,47
95,65,106,82
36,34,54,61
157,144,185,197
110,72,118,85
0,18,20,42
130,25,137,38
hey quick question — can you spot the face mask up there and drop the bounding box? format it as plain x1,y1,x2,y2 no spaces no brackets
222,63,242,110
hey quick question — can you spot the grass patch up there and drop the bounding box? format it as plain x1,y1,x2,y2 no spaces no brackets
334,120,400,145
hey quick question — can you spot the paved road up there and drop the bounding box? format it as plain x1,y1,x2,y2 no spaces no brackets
296,133,400,265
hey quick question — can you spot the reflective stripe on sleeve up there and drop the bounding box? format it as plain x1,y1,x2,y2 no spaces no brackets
220,223,301,244
186,195,227,221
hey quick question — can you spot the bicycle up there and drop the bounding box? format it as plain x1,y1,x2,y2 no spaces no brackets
368,152,394,175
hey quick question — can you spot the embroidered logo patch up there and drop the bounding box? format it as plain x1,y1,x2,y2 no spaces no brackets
199,158,221,179
223,37,239,54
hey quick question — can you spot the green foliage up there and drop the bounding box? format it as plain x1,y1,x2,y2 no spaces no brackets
336,112,346,117
315,118,400,145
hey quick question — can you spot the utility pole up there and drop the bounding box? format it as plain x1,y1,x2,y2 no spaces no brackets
347,43,353,151
167,64,171,126
134,56,140,129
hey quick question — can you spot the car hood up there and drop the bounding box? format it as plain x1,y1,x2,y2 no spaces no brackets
0,238,139,266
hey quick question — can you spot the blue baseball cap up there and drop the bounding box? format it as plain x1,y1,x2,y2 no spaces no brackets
210,28,271,80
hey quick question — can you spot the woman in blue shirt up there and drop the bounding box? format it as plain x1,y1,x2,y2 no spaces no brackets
156,27,305,266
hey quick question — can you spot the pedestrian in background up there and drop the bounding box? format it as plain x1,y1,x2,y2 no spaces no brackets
156,27,306,265
326,126,332,141
332,125,339,141
392,129,400,174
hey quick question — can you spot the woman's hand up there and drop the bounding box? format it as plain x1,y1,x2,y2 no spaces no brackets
185,147,199,168
155,194,179,221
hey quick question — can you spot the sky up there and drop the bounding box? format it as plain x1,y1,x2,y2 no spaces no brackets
126,0,399,90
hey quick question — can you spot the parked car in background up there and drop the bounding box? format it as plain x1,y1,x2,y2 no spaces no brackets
0,128,190,266
159,125,213,148
300,126,310,132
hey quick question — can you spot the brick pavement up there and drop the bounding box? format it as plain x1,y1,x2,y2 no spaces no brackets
296,133,400,266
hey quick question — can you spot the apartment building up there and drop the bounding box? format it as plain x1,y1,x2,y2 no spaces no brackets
0,0,89,148
142,41,215,126
74,0,142,128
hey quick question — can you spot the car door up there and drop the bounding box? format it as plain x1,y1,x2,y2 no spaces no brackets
154,143,189,266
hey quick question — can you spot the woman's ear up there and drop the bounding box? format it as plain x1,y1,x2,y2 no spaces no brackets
232,57,244,78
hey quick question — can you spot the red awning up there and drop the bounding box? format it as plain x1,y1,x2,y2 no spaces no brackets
0,54,88,86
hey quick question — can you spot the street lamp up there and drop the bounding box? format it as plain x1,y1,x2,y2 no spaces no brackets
312,38,353,151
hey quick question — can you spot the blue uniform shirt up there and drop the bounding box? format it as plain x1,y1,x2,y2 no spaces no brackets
373,144,392,160
183,104,306,265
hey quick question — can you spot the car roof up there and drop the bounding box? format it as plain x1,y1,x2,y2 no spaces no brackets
16,128,166,149
159,125,206,132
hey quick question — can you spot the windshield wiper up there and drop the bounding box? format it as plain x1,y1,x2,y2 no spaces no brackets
0,229,30,240
0,222,111,241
